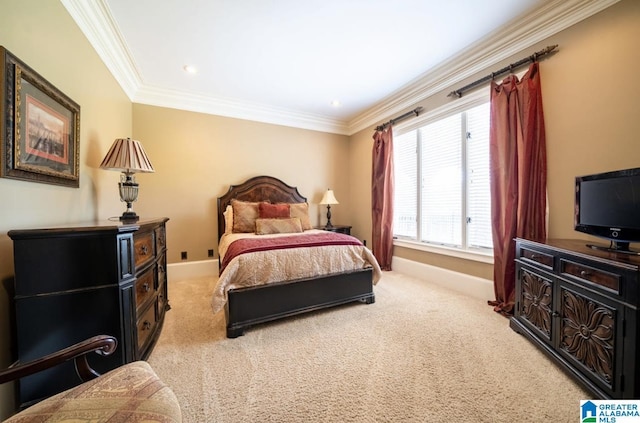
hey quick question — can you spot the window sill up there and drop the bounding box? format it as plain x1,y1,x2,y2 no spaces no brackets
393,239,494,264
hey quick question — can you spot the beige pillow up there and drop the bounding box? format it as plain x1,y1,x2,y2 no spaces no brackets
231,199,259,233
223,205,233,234
255,218,303,235
289,202,312,230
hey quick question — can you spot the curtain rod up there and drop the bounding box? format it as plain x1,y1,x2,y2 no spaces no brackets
447,44,558,99
376,107,424,131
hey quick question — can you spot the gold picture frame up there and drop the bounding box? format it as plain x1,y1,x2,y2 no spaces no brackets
1,46,80,187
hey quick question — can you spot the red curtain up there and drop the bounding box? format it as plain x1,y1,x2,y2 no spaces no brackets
372,128,394,270
489,62,547,315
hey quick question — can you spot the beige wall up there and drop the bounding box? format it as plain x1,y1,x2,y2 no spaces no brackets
131,104,351,263
542,0,640,239
349,0,640,280
0,0,132,418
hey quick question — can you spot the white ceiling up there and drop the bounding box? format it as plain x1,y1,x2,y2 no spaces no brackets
62,0,618,134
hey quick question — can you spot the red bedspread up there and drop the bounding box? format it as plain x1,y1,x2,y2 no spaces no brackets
220,232,362,274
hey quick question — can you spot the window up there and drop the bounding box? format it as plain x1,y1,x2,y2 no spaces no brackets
393,101,493,253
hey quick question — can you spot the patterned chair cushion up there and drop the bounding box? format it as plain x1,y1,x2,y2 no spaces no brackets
6,361,181,422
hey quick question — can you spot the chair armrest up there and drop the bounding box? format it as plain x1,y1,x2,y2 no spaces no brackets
0,335,117,385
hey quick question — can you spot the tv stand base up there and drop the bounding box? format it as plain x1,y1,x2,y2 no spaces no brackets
586,242,640,256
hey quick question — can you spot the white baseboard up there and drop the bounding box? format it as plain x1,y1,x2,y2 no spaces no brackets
391,256,494,301
167,259,218,282
166,257,494,301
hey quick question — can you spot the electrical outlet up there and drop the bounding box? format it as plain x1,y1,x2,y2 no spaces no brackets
181,251,187,260
208,249,214,257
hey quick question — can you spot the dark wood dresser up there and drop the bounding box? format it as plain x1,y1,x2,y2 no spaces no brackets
8,217,169,407
511,238,639,399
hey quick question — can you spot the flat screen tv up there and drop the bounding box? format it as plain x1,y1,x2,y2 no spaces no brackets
575,167,640,255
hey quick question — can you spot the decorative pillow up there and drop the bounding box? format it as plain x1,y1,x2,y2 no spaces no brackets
259,202,290,219
223,205,234,234
289,202,312,230
231,199,260,233
255,218,303,235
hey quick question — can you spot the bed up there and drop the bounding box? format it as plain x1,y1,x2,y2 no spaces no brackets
213,175,381,338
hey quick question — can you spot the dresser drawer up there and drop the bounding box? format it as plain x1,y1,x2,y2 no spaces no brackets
137,300,158,351
519,246,554,269
134,231,155,269
560,259,621,294
135,268,156,311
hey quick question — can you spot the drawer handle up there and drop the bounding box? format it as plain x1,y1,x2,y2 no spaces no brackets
580,270,591,278
142,321,152,330
140,245,149,255
530,254,538,260
143,282,150,292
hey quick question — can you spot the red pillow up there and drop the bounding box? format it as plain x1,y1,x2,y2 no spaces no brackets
258,202,290,219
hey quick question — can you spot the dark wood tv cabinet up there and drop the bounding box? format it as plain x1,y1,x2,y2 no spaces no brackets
511,238,639,399
8,217,169,408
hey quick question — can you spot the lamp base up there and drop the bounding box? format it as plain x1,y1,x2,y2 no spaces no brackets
118,175,140,222
325,205,333,228
119,211,139,222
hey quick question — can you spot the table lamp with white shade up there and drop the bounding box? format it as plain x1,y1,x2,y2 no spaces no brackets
320,189,339,228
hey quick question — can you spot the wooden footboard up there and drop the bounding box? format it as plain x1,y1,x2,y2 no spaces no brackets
225,268,374,338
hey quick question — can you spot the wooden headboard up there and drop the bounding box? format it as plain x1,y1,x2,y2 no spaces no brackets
217,175,307,242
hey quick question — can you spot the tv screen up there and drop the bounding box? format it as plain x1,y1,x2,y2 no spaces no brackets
575,167,640,253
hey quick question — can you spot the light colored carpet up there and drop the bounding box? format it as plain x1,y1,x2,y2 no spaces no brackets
147,271,589,422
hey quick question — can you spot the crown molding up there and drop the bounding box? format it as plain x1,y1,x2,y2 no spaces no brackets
347,0,621,135
134,85,351,135
61,0,142,98
63,0,619,136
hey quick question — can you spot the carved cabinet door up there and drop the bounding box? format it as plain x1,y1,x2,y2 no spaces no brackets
515,265,555,345
557,281,622,398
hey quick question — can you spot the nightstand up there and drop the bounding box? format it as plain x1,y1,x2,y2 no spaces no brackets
315,225,351,235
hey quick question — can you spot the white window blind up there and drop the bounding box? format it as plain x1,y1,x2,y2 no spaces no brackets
420,114,462,247
466,103,493,249
393,100,493,253
393,130,418,239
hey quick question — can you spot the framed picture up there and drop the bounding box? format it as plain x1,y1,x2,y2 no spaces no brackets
1,46,80,187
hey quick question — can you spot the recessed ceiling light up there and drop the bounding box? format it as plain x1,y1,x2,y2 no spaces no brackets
183,65,198,74
331,100,341,107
